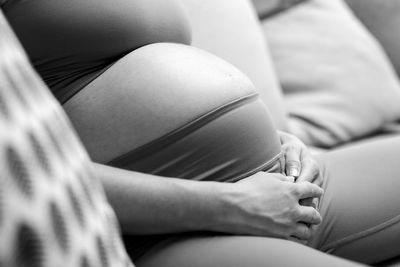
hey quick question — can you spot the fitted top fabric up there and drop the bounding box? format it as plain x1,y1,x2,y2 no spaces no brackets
118,92,284,260
1,0,191,103
109,93,284,182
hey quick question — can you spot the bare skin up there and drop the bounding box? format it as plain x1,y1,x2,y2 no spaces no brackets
95,161,323,242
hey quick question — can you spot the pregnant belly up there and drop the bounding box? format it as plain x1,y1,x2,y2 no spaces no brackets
64,43,283,182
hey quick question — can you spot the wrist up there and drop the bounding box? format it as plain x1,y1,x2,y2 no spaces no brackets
197,182,242,233
179,180,236,232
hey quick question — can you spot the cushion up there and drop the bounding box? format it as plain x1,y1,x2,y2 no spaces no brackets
344,0,400,77
261,0,400,147
0,11,134,267
181,0,289,130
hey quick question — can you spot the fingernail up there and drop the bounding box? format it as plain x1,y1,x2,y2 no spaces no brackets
286,176,295,183
288,168,300,177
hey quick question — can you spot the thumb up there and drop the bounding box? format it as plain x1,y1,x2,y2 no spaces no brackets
285,148,302,178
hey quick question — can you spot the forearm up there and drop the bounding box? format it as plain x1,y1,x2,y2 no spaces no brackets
92,163,230,235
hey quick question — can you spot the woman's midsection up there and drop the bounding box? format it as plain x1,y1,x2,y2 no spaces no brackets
64,43,283,182
3,0,191,102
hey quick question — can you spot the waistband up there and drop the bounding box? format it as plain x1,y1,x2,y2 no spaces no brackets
109,93,283,182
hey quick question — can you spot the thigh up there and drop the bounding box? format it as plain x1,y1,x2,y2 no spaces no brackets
313,135,400,264
136,235,364,267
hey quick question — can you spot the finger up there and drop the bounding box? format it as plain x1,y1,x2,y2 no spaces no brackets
286,176,295,183
295,181,324,199
312,174,323,187
279,175,295,183
274,174,295,183
298,206,322,225
285,147,302,178
297,158,319,181
297,158,322,186
291,223,312,241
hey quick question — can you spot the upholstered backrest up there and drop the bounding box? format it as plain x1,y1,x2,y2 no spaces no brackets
344,0,400,77
261,0,400,147
181,0,289,130
0,10,134,267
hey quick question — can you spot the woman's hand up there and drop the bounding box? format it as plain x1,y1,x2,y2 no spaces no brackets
215,172,323,243
278,131,322,186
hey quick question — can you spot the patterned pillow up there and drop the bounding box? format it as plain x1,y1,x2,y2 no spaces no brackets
0,11,134,267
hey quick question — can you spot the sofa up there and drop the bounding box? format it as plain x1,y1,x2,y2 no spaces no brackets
182,0,400,265
1,0,400,266
182,0,400,152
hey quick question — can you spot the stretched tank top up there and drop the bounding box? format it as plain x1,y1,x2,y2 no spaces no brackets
1,0,191,103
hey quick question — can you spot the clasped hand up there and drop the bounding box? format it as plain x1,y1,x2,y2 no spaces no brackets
279,131,323,186
220,132,323,243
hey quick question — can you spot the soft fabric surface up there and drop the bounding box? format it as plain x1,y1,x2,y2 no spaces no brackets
261,0,400,147
0,10,134,267
345,0,400,77
181,0,288,130
251,0,309,19
2,0,191,103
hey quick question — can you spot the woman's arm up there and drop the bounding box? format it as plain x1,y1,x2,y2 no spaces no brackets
94,162,228,234
94,163,323,242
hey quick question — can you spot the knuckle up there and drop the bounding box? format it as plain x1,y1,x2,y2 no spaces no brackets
289,183,301,197
304,210,314,223
291,207,302,219
309,182,321,192
300,181,313,193
285,145,299,155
